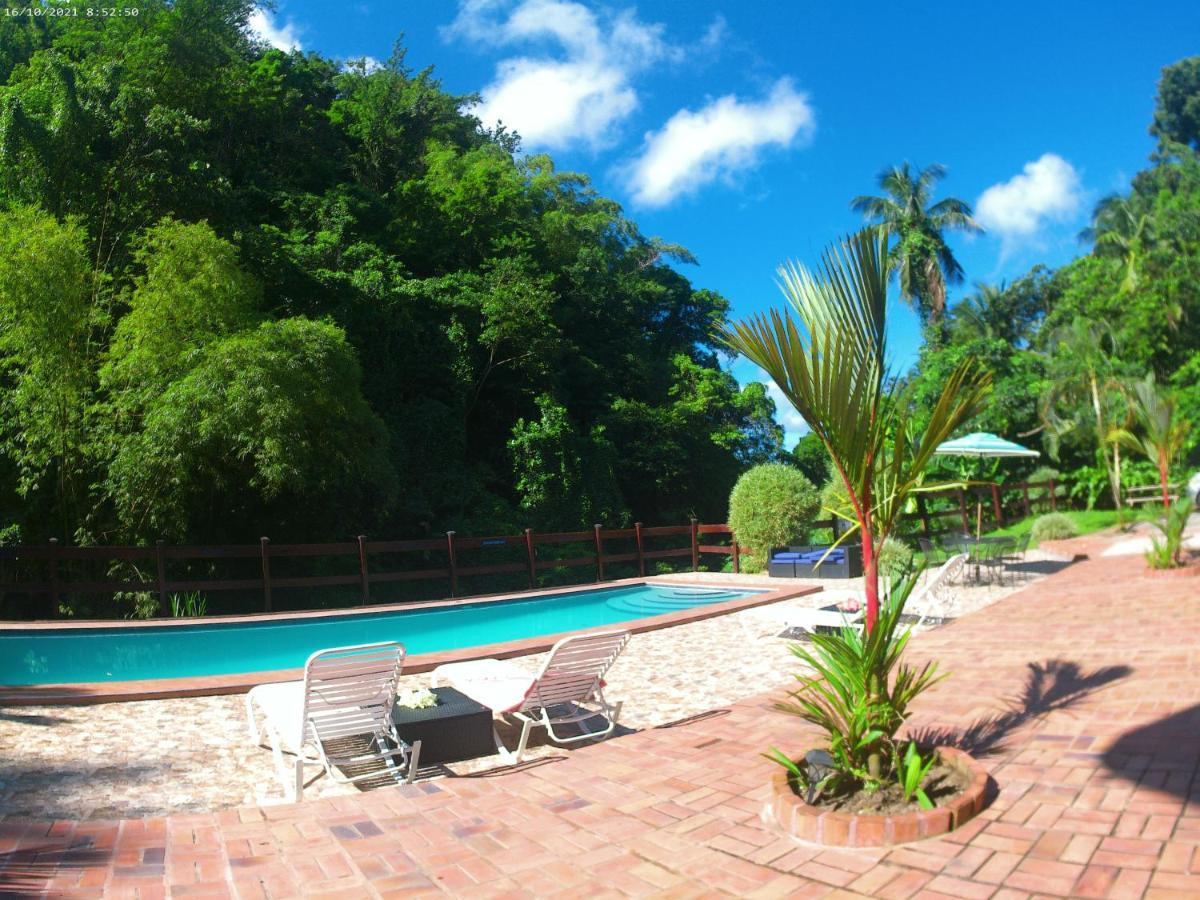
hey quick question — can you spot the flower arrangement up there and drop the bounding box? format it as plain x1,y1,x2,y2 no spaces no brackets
395,688,438,709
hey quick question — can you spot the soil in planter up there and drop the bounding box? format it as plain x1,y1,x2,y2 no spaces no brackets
792,763,971,816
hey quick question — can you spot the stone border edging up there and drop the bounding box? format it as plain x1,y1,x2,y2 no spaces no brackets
0,578,818,705
764,745,989,847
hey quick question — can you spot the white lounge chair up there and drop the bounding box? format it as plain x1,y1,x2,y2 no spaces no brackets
245,641,420,800
912,553,968,627
431,629,630,763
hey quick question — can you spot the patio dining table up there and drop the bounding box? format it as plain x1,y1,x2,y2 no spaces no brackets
942,535,1014,583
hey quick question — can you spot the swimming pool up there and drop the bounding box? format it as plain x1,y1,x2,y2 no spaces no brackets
0,582,766,686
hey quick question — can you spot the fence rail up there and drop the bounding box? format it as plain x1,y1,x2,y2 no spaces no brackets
0,480,1058,621
0,519,742,620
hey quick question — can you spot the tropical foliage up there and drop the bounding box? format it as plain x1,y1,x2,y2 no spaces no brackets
1108,375,1190,511
851,163,981,323
905,57,1200,502
1146,497,1196,569
766,575,943,799
722,227,991,631
0,2,782,554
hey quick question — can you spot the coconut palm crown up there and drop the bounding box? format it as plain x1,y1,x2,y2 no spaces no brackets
851,162,982,323
721,227,992,632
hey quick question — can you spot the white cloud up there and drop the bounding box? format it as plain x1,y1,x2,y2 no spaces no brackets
975,154,1083,243
445,0,705,150
248,8,302,51
475,58,637,149
342,56,384,74
625,80,815,207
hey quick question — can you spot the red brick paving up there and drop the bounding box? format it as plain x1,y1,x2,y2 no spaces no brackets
2,535,1198,897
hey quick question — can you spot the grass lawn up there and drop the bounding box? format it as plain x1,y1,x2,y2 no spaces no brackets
981,508,1157,547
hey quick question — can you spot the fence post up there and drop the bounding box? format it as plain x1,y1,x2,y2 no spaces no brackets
1021,482,1031,518
47,538,59,619
634,522,645,577
957,488,969,533
445,531,458,597
524,528,536,589
260,537,272,612
155,540,167,612
990,483,1003,527
916,495,931,537
357,535,370,605
690,518,699,572
1049,479,1058,512
593,525,604,582
732,536,741,574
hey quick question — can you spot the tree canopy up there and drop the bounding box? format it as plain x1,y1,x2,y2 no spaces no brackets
905,56,1200,501
0,1,782,551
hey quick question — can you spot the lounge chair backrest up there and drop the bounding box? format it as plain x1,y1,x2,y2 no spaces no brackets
301,642,405,742
914,553,967,621
524,630,630,711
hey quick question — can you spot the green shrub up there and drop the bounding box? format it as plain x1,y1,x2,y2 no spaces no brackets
1031,512,1078,543
728,463,820,571
877,535,914,578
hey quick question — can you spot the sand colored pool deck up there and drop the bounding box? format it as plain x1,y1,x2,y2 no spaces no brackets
2,535,1199,897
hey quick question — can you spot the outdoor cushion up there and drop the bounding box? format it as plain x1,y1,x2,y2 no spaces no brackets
432,658,536,714
771,552,803,561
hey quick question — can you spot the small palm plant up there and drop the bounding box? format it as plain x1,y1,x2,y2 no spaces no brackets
721,228,991,634
1108,374,1189,512
1146,496,1196,569
725,227,990,792
766,575,943,793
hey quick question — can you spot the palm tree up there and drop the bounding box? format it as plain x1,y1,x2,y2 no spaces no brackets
721,227,991,634
949,282,1005,343
851,163,982,323
1081,194,1156,294
1041,318,1130,513
1109,375,1189,511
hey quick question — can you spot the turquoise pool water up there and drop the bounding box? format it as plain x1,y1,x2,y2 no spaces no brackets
0,583,764,685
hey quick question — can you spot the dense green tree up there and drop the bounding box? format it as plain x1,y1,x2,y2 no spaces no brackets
0,0,767,557
791,432,830,487
105,318,396,542
0,206,105,540
850,162,981,323
1151,56,1200,151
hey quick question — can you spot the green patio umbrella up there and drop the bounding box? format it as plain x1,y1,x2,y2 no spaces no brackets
934,432,1040,536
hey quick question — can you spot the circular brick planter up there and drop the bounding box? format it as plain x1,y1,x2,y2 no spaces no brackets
764,745,989,847
1144,563,1200,578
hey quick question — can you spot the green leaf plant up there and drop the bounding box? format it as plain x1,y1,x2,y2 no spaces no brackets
765,572,944,797
1146,496,1196,569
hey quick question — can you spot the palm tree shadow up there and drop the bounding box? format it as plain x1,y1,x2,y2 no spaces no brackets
908,660,1132,758
1101,703,1200,795
0,833,115,894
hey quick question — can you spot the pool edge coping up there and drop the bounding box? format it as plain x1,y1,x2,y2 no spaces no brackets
0,577,821,705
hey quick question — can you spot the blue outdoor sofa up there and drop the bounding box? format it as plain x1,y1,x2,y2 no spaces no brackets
768,544,863,579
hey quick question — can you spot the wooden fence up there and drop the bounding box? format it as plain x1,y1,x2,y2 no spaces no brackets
0,480,1059,621
912,479,1058,538
0,520,741,620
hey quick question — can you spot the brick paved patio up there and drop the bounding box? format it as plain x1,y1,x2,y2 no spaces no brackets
2,534,1198,898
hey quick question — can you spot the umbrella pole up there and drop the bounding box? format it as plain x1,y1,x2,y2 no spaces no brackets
976,501,982,539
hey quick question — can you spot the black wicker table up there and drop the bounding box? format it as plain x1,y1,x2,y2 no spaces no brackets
390,686,495,764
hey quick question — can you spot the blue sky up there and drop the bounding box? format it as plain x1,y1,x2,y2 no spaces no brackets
252,0,1199,446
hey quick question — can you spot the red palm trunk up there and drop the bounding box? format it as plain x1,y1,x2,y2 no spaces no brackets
861,519,878,633
1160,454,1171,512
